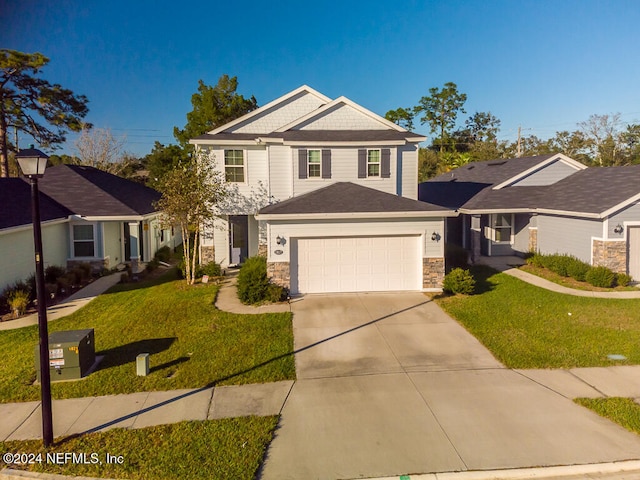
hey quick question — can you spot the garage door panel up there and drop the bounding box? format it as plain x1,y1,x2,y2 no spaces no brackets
295,236,421,294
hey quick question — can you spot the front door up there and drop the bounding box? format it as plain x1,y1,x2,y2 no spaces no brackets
230,216,249,265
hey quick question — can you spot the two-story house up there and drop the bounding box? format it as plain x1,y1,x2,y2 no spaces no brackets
190,86,456,295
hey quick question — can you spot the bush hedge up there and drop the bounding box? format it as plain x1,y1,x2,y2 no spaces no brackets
237,256,287,304
585,266,616,288
442,268,476,295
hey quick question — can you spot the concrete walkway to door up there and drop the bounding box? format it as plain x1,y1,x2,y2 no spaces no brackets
259,292,640,480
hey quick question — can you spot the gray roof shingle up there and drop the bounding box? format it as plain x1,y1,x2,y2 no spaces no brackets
0,179,72,230
259,182,452,216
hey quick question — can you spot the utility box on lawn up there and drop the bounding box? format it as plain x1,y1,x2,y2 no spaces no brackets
35,329,95,382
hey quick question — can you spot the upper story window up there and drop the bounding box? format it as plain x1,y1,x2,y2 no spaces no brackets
224,150,244,183
308,150,321,178
73,224,95,257
367,149,381,177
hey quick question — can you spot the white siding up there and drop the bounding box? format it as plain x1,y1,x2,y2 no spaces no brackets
230,92,327,134
513,214,533,253
266,217,444,263
0,222,69,291
510,159,580,186
268,145,293,201
399,144,418,199
296,104,385,130
292,147,397,197
608,201,640,239
537,214,602,263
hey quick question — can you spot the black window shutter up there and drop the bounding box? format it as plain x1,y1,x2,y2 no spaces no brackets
321,149,331,179
358,149,367,178
298,149,307,179
381,148,391,178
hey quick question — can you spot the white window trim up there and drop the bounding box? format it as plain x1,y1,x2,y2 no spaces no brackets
492,213,514,244
71,222,98,259
224,149,246,184
307,149,322,179
367,149,381,178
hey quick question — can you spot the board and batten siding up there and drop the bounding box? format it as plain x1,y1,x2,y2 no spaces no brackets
537,214,602,263
266,217,444,264
510,159,580,187
399,144,418,200
607,200,640,238
292,147,397,197
267,145,293,201
0,222,69,291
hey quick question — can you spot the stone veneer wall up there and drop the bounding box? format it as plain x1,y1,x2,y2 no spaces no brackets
592,240,627,273
423,257,445,290
267,262,290,290
67,258,110,274
528,228,538,253
200,246,215,264
257,244,267,257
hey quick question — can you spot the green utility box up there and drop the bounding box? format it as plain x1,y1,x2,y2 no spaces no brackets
35,329,95,382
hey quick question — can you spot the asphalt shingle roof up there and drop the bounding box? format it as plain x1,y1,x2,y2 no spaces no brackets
259,182,451,216
38,164,161,217
0,179,71,230
419,155,640,216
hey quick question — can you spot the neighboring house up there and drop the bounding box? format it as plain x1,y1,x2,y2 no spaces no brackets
0,164,180,290
419,153,640,280
190,85,456,294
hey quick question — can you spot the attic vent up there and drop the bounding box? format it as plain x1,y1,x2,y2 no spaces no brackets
487,161,506,166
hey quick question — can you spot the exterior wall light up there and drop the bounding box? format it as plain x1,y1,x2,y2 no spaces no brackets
614,224,624,234
276,235,286,245
431,232,440,242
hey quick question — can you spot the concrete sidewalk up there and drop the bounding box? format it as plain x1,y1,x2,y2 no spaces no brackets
214,271,290,314
0,381,293,442
0,273,123,331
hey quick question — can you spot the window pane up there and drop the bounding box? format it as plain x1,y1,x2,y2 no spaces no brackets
73,225,93,241
225,150,243,166
74,241,94,257
368,164,380,176
308,164,321,177
495,227,510,242
308,150,321,163
225,167,244,183
368,150,380,163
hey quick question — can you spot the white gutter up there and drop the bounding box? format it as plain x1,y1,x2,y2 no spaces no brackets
256,210,458,221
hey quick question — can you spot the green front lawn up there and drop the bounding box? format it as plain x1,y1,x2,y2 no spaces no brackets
437,266,640,369
575,398,640,435
0,417,277,480
0,269,295,402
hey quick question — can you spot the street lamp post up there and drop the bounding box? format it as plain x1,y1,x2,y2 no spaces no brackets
16,146,53,447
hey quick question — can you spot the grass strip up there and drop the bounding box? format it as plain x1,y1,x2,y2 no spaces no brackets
575,397,640,435
436,266,640,368
0,269,295,402
1,417,278,480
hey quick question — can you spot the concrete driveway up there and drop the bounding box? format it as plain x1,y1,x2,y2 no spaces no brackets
259,293,640,480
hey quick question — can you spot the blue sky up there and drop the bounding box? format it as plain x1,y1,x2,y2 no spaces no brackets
3,0,640,157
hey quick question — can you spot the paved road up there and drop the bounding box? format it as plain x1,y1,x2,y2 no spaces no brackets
259,293,640,480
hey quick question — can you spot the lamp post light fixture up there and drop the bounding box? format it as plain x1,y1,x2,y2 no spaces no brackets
16,145,54,447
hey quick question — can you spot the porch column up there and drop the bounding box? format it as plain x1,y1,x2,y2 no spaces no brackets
128,222,140,272
470,215,482,264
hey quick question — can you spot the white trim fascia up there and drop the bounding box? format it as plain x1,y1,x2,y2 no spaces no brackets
536,208,601,219
190,138,274,146
205,85,332,135
492,153,587,190
600,192,640,218
284,140,406,146
79,215,147,222
256,211,457,221
274,96,407,133
459,208,535,215
0,217,69,236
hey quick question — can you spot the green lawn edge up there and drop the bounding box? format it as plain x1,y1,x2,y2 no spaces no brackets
0,269,295,403
575,398,640,435
436,266,640,369
0,416,278,480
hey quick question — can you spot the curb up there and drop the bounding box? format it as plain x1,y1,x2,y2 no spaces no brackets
360,460,640,479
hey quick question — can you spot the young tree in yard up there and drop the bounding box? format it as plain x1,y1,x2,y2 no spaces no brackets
416,82,467,153
0,49,89,177
154,152,227,284
173,75,257,147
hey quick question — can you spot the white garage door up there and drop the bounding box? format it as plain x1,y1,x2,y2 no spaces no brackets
293,236,421,294
629,227,640,282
